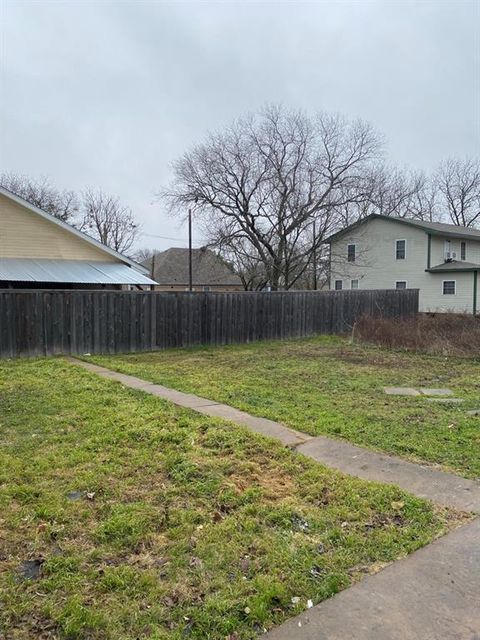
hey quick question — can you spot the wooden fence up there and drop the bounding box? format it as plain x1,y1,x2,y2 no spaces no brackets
0,288,419,358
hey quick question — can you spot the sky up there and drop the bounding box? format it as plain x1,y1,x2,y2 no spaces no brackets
1,0,479,252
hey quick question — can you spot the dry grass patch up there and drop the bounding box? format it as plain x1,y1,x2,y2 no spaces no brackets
355,313,480,357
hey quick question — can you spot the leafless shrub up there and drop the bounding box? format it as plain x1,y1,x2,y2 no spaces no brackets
355,313,480,357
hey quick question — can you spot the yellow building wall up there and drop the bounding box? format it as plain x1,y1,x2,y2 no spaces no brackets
0,194,116,262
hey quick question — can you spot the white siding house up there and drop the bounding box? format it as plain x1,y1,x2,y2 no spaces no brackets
326,215,480,314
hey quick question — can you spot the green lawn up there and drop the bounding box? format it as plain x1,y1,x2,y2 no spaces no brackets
91,336,480,479
0,359,461,640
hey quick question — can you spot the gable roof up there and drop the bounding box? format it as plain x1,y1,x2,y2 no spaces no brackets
144,247,242,286
325,214,480,243
0,185,150,275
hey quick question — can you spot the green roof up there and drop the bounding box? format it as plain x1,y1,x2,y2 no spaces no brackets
427,261,480,273
325,214,480,243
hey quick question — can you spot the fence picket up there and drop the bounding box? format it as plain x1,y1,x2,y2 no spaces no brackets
0,289,419,358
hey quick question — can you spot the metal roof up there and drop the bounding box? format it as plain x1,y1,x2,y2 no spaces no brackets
0,186,150,275
0,259,157,285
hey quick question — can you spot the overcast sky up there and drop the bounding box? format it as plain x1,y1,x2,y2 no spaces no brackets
1,0,479,251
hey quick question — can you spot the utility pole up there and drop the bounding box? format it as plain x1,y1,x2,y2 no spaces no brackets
312,219,317,291
149,253,156,291
188,208,193,292
150,253,155,279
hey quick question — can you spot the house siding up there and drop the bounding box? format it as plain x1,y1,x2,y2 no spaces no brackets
0,194,116,262
421,272,475,313
329,218,478,313
430,235,480,266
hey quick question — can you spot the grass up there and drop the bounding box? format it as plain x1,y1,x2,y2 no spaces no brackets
91,336,480,479
0,358,462,639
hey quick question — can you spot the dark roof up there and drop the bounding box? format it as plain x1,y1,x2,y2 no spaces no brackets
408,219,480,238
427,260,480,273
144,247,242,286
325,214,480,243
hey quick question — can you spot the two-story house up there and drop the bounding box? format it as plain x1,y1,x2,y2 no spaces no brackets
326,214,480,314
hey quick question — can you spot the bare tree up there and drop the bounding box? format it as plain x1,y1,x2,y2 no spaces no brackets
335,165,441,226
163,105,383,290
435,157,480,227
0,172,79,222
133,247,156,263
1,172,145,251
132,248,157,276
80,189,139,253
206,226,268,290
408,177,439,222
367,166,430,219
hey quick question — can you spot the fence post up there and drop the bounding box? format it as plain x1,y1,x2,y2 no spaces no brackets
0,289,419,358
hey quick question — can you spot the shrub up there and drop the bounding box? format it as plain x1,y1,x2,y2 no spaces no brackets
354,313,480,357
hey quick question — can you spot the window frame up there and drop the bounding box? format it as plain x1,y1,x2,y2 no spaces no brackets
347,243,356,263
444,239,456,260
334,280,343,291
395,239,407,260
395,280,407,290
350,279,359,290
442,280,456,296
460,241,466,261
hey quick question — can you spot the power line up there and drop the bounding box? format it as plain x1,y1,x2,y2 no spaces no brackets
141,232,189,242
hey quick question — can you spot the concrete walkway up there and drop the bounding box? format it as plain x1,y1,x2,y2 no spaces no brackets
68,357,480,513
265,517,480,640
67,357,480,639
67,358,309,447
297,437,480,513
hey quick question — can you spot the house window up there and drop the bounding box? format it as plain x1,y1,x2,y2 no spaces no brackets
395,281,407,289
443,280,456,295
334,280,343,291
347,244,356,262
203,286,210,292
395,239,406,260
351,279,359,289
444,239,457,260
461,242,466,261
